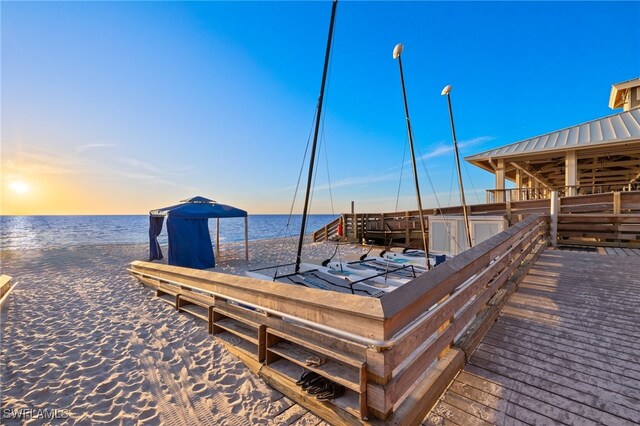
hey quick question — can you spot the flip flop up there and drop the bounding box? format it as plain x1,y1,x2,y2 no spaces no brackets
305,354,326,367
316,383,345,401
306,378,330,395
301,375,325,391
295,371,319,386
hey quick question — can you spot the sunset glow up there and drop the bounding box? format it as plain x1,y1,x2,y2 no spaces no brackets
8,181,30,194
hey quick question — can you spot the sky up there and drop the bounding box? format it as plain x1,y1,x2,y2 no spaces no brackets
2,1,639,215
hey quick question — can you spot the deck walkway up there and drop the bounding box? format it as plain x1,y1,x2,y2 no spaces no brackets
424,248,640,426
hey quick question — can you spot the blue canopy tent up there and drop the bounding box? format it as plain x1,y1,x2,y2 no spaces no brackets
149,196,248,269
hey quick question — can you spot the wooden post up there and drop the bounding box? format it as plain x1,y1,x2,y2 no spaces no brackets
364,213,369,242
515,169,523,201
350,202,356,243
565,150,577,196
405,211,411,245
550,190,558,248
613,191,621,214
244,216,249,261
495,159,505,202
216,218,220,260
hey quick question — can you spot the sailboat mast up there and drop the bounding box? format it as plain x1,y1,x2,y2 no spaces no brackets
295,0,338,274
442,85,472,248
393,44,431,270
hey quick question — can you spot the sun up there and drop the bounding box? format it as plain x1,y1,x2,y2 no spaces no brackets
9,181,30,194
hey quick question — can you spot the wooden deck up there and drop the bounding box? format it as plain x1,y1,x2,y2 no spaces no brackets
425,248,640,425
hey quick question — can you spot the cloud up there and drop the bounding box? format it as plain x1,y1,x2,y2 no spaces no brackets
265,136,496,198
458,136,495,151
313,172,400,191
416,136,495,162
109,171,201,192
118,157,196,176
1,145,80,176
73,143,117,155
273,171,401,194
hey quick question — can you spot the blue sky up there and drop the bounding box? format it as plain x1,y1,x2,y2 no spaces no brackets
2,1,639,215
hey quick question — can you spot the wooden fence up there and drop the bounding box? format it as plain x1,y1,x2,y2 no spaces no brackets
313,191,640,248
557,214,640,247
129,214,547,424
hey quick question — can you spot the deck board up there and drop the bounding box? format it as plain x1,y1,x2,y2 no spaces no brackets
426,248,640,425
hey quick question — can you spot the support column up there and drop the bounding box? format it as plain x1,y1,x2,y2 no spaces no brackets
522,176,530,200
515,169,523,201
550,191,558,248
565,150,577,197
495,159,505,202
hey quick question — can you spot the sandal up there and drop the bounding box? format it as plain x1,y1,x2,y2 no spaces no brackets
305,354,326,367
316,383,345,401
295,371,319,387
301,375,325,391
306,378,330,395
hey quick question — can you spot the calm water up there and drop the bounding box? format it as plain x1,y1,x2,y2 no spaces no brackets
0,215,337,251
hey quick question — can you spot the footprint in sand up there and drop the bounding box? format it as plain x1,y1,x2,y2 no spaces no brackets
191,383,207,394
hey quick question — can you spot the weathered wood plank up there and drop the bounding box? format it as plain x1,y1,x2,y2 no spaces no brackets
458,368,597,426
490,325,640,384
130,262,387,340
475,343,640,415
445,380,561,426
274,403,310,425
469,352,640,425
481,334,640,401
386,348,464,426
426,249,640,426
430,400,491,426
290,411,324,426
491,320,640,376
504,295,640,338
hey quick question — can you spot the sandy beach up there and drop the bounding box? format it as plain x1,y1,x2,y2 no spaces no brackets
0,238,370,425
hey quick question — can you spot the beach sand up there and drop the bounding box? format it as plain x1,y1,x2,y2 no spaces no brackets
0,238,371,425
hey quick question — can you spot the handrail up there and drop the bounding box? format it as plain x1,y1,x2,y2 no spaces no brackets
128,268,385,348
128,216,545,350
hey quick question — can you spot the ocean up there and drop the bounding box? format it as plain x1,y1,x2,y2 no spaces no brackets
0,214,338,251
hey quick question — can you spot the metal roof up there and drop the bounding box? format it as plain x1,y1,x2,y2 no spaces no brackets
465,108,640,162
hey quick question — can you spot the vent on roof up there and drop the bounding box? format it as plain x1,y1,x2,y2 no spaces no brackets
609,78,640,111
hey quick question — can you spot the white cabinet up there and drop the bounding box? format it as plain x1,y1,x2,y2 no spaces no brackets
428,215,508,256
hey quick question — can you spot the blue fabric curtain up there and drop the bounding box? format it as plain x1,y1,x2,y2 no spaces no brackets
167,218,215,269
149,216,165,261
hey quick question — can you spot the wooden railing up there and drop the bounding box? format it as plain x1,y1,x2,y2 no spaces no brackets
486,184,638,203
371,214,547,422
312,216,343,242
313,191,640,248
486,186,552,203
129,214,547,424
557,214,640,247
312,211,427,245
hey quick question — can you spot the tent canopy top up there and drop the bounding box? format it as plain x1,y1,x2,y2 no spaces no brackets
150,196,247,219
